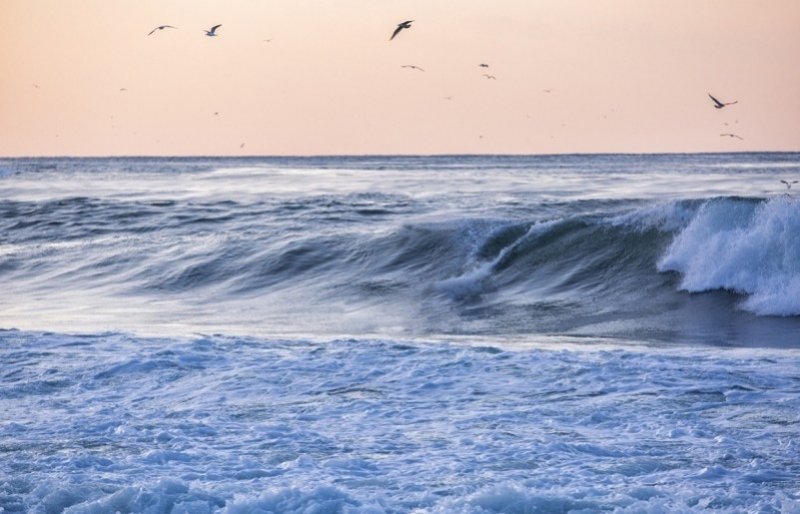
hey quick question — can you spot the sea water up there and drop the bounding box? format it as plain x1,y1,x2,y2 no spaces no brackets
1,154,799,512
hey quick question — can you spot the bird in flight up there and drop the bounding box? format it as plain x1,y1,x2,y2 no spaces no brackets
482,74,496,80
780,179,798,190
205,24,222,37
720,133,743,140
708,93,737,109
401,65,425,72
479,63,489,68
390,20,413,40
148,25,176,36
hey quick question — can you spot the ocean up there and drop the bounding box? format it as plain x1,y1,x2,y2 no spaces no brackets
1,153,799,512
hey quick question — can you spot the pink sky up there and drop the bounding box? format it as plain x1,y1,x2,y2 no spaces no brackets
2,0,799,156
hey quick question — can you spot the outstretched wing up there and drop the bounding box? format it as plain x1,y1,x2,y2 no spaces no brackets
708,93,724,108
391,21,413,40
209,24,222,34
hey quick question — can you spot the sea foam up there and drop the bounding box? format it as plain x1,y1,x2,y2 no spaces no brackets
658,196,800,316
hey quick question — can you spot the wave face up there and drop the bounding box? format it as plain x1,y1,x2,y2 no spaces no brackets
0,153,799,345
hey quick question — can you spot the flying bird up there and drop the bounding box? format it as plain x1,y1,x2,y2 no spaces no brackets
482,74,496,80
479,63,489,68
401,65,425,72
720,133,743,140
390,20,413,40
148,25,176,36
780,179,798,190
204,24,222,37
708,93,737,109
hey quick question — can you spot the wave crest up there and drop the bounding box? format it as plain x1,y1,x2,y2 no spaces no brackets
658,196,800,316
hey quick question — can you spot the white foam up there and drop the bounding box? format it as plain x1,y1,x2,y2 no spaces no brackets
3,332,799,513
223,486,363,514
658,196,800,316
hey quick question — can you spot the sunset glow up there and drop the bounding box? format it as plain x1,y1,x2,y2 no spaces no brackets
2,0,799,156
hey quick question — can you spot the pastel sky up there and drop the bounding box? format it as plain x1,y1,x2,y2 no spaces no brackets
2,0,799,156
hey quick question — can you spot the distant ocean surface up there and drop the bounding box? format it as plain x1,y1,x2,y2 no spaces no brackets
1,154,799,512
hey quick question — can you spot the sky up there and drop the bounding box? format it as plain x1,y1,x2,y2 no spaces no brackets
1,0,799,156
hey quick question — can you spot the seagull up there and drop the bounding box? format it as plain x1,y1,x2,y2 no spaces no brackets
479,63,489,68
204,24,222,37
401,65,425,72
720,133,743,140
148,25,176,36
708,93,737,109
780,179,798,190
482,74,496,80
390,20,413,40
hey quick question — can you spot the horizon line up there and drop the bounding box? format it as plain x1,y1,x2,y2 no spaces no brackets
3,149,800,160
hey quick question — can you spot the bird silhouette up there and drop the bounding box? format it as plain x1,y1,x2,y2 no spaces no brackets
708,93,737,109
720,133,743,140
148,25,176,36
390,20,413,40
482,74,496,80
401,65,425,72
479,63,489,68
780,179,798,190
204,24,222,37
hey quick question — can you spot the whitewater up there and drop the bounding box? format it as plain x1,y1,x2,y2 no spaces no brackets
1,153,799,513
